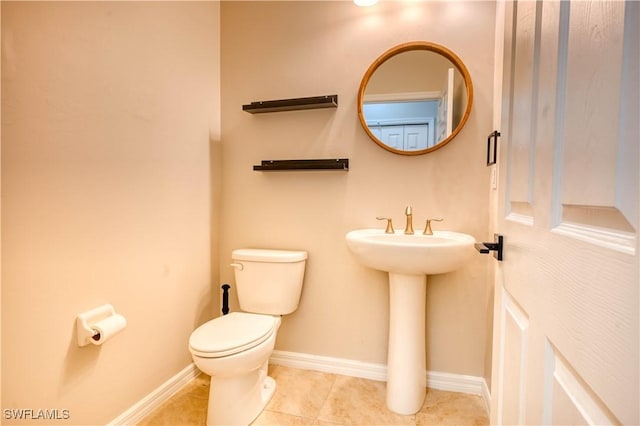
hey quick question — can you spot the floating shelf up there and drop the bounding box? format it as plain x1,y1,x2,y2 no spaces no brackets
243,95,338,114
253,159,349,171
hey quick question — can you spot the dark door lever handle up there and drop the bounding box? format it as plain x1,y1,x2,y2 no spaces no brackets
475,234,503,261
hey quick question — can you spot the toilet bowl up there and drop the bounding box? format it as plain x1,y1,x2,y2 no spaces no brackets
188,248,307,426
189,312,281,425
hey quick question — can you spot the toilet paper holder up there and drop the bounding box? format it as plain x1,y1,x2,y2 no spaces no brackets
76,304,124,347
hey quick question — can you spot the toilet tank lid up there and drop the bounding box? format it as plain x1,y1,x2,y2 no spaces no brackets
232,248,307,263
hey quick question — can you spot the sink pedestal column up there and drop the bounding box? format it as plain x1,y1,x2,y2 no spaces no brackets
386,272,427,415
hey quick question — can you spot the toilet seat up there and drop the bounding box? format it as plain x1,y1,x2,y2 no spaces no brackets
189,312,278,358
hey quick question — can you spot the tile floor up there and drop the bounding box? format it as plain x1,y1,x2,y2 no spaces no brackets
138,365,489,425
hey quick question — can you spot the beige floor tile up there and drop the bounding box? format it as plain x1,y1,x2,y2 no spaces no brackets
415,389,488,426
312,420,345,426
137,374,209,426
138,367,489,426
187,374,211,400
266,365,337,418
317,375,415,425
251,409,315,425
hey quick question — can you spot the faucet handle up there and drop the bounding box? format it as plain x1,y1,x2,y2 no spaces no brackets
376,216,395,234
423,218,443,235
403,206,414,234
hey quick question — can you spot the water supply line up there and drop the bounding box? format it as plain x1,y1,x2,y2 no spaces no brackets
221,284,230,315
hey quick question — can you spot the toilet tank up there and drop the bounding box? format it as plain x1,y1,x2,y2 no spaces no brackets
231,248,307,315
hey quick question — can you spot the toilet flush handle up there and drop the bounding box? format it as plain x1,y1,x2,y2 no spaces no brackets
230,262,243,271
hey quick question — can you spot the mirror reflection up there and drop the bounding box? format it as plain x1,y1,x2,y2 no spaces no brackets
357,42,473,155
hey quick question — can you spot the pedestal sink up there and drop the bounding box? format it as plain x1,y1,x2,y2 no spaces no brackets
345,228,475,415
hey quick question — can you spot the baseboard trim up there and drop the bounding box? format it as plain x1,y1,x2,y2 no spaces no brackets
110,351,491,424
270,349,387,382
481,378,492,415
270,350,490,410
108,363,200,426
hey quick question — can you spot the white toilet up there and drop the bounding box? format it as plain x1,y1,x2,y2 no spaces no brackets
189,248,307,426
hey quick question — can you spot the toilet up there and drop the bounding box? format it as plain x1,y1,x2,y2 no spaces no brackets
189,248,307,426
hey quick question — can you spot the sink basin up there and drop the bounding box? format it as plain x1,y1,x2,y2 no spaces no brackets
345,227,476,415
345,228,475,275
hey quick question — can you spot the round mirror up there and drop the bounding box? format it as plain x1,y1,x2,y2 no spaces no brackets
357,41,473,155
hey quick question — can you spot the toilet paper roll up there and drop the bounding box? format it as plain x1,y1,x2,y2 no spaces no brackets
90,314,127,345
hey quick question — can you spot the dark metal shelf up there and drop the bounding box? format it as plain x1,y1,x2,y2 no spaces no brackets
242,95,338,114
253,159,349,171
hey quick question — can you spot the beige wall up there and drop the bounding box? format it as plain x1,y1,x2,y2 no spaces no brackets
367,50,457,95
220,1,495,378
1,2,496,422
1,2,220,424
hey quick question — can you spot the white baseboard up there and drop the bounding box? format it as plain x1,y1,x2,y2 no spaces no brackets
481,379,492,415
270,349,388,381
108,363,200,426
109,351,491,424
270,350,491,412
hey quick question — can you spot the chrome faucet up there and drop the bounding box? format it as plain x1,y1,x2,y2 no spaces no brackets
404,206,414,234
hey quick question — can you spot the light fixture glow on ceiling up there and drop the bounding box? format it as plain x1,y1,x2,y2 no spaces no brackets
354,0,379,6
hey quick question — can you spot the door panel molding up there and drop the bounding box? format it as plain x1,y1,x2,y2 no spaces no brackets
492,0,639,424
543,341,621,425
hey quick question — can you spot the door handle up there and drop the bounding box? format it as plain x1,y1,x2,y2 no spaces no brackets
475,234,503,261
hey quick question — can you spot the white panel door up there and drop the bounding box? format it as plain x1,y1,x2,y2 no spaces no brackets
491,1,639,425
380,125,404,150
404,124,429,151
446,67,454,136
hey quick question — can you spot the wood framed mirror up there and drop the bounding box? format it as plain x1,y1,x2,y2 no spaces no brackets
357,41,473,155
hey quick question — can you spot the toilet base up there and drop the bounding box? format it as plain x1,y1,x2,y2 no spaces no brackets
206,362,276,426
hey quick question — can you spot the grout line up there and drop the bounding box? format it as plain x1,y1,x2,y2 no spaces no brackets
312,368,338,425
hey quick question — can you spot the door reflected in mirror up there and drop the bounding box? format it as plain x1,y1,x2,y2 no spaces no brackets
357,42,473,155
